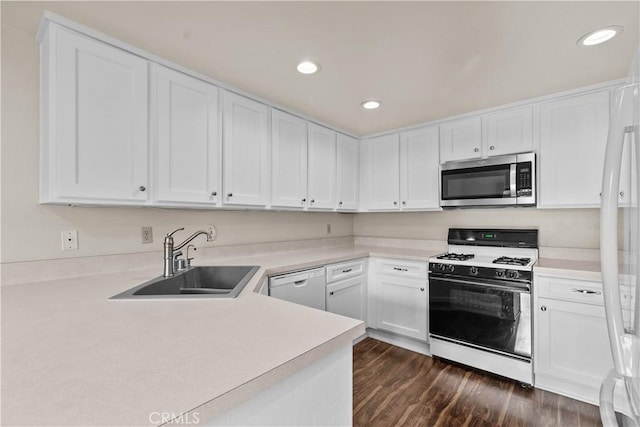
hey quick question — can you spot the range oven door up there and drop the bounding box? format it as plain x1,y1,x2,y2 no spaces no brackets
429,274,531,360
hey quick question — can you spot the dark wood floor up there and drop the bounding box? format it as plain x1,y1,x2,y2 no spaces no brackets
353,338,602,427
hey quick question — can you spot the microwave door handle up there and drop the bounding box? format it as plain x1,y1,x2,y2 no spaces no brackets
510,163,517,197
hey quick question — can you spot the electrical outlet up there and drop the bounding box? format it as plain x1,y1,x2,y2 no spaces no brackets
61,230,78,251
207,224,217,241
141,226,153,244
326,224,332,234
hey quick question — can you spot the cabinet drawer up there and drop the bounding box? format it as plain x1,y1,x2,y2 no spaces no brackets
378,258,427,279
536,276,603,305
326,259,366,283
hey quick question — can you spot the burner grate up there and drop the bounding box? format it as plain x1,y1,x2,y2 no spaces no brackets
492,256,531,266
436,253,475,261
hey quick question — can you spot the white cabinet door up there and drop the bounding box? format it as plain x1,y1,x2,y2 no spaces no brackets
336,134,359,211
535,297,614,399
327,276,365,321
483,106,533,157
307,123,336,209
153,65,221,206
365,134,400,210
271,110,308,209
41,25,149,204
439,116,482,163
376,275,428,341
400,126,440,210
222,91,270,206
539,90,610,208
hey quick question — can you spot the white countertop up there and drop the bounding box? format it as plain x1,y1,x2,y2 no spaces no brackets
534,257,603,281
1,244,439,426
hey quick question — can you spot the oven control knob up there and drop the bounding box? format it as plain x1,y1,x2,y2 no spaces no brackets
447,264,455,273
469,266,478,275
438,263,446,271
496,269,505,278
506,270,519,279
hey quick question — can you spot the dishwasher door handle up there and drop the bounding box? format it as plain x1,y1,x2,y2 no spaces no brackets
293,279,308,287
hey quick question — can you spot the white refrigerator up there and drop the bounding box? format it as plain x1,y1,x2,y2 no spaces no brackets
600,46,640,426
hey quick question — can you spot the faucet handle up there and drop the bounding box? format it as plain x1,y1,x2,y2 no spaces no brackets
167,227,185,238
186,245,197,267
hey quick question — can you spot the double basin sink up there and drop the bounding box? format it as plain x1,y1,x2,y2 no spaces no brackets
111,266,260,299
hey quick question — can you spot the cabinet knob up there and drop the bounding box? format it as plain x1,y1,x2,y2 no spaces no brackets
402,201,406,206
540,306,547,312
620,191,625,197
474,148,479,153
420,287,425,292
339,201,343,206
329,291,334,296
310,199,315,204
211,191,217,197
302,198,306,203
393,201,398,206
139,186,146,192
227,193,233,197
489,146,495,151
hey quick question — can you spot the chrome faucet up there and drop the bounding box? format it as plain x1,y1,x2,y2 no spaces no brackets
163,228,213,277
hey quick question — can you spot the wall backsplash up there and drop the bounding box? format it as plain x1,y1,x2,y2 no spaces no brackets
353,208,606,250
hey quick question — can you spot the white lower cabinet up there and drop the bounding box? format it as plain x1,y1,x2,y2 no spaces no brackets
325,259,367,321
369,258,428,342
327,277,365,321
534,274,630,411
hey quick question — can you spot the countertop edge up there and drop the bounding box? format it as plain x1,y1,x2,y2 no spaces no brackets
179,322,366,423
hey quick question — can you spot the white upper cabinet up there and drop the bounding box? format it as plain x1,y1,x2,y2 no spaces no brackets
400,126,440,210
307,123,337,210
222,91,270,206
364,134,401,210
439,117,482,163
440,106,533,164
271,110,308,209
539,90,610,208
152,65,221,206
40,25,149,205
336,134,359,211
482,106,533,157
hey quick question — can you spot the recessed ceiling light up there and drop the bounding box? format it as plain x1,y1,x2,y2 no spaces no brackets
297,61,319,74
361,100,381,110
578,26,623,46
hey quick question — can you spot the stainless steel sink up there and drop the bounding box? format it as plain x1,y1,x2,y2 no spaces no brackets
111,266,260,299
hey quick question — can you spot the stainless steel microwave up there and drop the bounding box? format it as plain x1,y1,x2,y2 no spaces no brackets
440,152,536,208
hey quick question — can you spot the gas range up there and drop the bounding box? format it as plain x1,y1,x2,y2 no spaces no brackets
428,228,538,385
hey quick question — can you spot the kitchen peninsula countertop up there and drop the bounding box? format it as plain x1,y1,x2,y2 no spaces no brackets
1,244,440,426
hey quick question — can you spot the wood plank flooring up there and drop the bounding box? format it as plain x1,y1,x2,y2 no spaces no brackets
353,338,602,427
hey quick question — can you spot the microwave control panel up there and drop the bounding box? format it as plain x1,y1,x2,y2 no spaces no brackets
516,162,533,197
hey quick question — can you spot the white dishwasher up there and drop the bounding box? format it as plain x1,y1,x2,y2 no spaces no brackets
268,268,326,310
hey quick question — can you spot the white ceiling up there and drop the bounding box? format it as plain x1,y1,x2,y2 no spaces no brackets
3,1,639,136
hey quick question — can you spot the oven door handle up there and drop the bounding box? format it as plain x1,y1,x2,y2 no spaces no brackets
430,275,530,293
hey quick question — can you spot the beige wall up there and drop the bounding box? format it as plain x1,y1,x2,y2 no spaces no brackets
0,6,613,265
354,209,603,249
1,22,353,264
